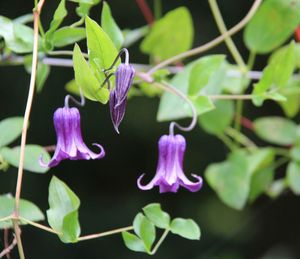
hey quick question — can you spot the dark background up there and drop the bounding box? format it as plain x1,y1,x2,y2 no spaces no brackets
0,0,300,258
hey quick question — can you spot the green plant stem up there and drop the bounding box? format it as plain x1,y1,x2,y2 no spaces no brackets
150,228,170,255
273,147,290,157
247,51,256,70
153,0,162,20
19,217,60,235
208,94,252,100
70,17,85,28
217,134,236,152
208,0,247,73
225,127,257,151
0,216,12,222
77,226,134,241
12,219,25,259
272,157,290,170
147,0,262,75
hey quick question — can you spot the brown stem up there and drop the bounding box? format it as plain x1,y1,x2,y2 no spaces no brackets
135,0,154,25
0,236,17,259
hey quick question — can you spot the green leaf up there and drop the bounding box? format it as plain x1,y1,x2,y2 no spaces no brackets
37,63,50,93
0,194,44,229
249,167,274,203
252,41,296,106
65,79,81,96
247,148,275,175
290,145,300,161
253,117,298,145
47,176,81,243
122,232,147,253
170,218,200,240
0,145,50,173
198,100,234,135
0,16,34,53
157,59,220,121
101,2,124,49
143,203,170,229
205,151,250,210
52,27,86,47
141,7,193,60
73,44,109,103
85,16,119,83
0,117,23,147
46,0,67,35
133,213,155,252
244,0,300,53
287,162,300,195
277,79,300,118
222,64,249,94
188,55,226,96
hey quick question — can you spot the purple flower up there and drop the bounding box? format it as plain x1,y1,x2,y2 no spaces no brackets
137,134,203,193
40,107,105,167
110,63,135,133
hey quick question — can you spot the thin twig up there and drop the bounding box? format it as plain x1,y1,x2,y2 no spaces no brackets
19,217,60,235
3,229,11,259
147,0,262,75
135,0,154,25
12,220,25,259
78,226,134,241
0,236,17,259
150,229,169,255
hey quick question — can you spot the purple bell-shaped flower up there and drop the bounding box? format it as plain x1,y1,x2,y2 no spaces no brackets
40,106,105,167
137,134,203,193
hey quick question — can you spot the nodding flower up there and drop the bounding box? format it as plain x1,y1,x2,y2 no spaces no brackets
137,134,203,193
40,95,105,167
103,48,135,133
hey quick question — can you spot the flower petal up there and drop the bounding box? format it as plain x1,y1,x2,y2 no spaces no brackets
179,173,203,192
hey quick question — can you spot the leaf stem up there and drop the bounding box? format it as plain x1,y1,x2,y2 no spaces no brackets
234,99,243,135
247,51,256,70
147,0,262,75
217,134,236,152
208,0,247,72
135,0,154,25
19,217,61,235
153,0,162,20
0,216,12,222
70,17,85,28
77,226,134,241
47,50,89,58
12,219,25,259
225,127,257,151
150,228,170,255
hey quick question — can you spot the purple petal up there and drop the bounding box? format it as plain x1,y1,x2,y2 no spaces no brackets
178,173,203,192
115,64,135,103
109,90,127,133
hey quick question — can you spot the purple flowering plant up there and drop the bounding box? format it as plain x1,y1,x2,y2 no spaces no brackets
1,0,300,258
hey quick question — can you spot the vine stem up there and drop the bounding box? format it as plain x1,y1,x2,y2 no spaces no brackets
147,0,262,75
150,228,169,255
135,0,154,25
13,0,45,258
77,226,134,241
19,217,61,235
208,0,247,72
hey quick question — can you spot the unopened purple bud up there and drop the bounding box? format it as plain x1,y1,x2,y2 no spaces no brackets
109,63,135,133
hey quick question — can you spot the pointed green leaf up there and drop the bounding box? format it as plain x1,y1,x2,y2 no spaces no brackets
133,213,155,252
0,145,50,173
0,194,44,229
143,203,170,229
122,231,147,253
205,151,250,210
244,0,300,53
36,63,50,92
85,16,119,83
253,117,298,145
73,44,109,103
141,7,193,60
101,2,124,49
47,0,67,35
52,27,86,47
47,176,81,243
170,218,200,240
287,162,300,195
0,117,23,147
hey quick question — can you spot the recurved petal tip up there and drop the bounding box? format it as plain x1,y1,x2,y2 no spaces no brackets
39,154,49,168
91,143,106,159
137,174,156,190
